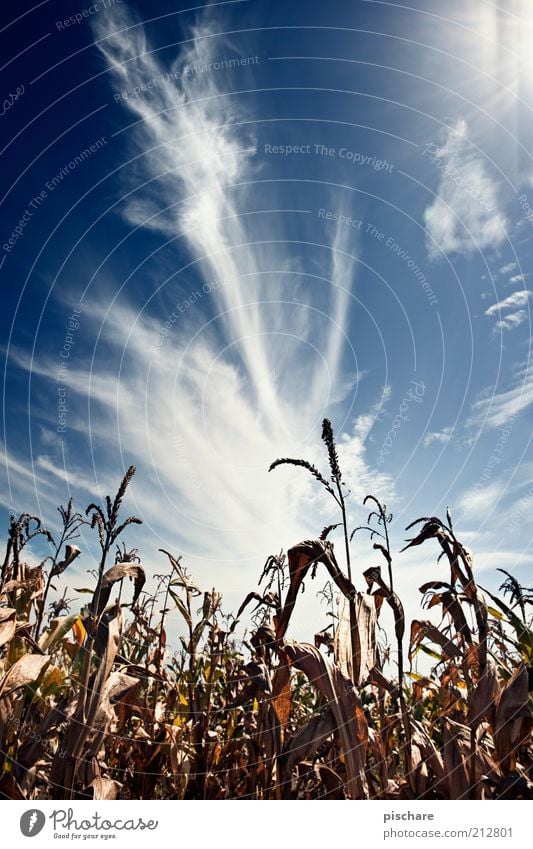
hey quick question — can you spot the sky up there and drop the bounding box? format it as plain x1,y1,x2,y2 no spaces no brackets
1,0,532,653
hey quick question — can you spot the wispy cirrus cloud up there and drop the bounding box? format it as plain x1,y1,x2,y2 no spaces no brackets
4,7,395,594
457,481,506,525
468,360,533,430
423,119,507,259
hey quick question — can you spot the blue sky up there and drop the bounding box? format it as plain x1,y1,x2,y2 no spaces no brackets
1,0,532,643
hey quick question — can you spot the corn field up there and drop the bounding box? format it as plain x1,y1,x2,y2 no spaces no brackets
0,420,531,801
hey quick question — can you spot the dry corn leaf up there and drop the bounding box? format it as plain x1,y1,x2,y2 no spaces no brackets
443,719,470,799
335,593,377,685
282,641,368,799
285,708,336,773
0,608,16,648
90,562,145,619
88,777,122,800
0,653,50,698
277,540,355,641
271,660,292,728
469,660,500,728
494,664,533,776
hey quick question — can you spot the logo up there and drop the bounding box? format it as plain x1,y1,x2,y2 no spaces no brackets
20,809,46,838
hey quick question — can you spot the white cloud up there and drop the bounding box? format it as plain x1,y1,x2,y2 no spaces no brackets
423,427,453,447
6,10,395,600
423,120,507,259
499,262,517,275
485,289,531,316
468,360,533,429
494,310,528,331
457,481,504,520
508,273,527,285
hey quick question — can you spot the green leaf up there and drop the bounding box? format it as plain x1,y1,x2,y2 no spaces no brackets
417,644,443,661
169,589,192,628
481,586,533,662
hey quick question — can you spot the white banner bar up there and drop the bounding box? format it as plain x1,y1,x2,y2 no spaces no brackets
2,800,528,848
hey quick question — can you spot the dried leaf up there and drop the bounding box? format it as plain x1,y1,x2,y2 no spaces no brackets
470,661,500,728
0,653,50,698
494,664,533,776
443,719,470,799
0,608,16,647
271,661,291,728
409,619,462,662
282,641,368,799
39,613,80,651
90,562,145,619
277,540,355,641
285,708,336,773
50,544,81,578
334,593,377,685
88,777,122,800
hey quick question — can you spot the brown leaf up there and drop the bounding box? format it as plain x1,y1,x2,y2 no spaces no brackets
335,593,377,685
443,719,470,799
1,580,25,594
88,777,122,800
409,619,462,662
277,540,355,641
0,608,16,648
50,544,81,577
0,653,50,698
440,592,472,643
271,661,292,728
494,664,533,776
401,520,452,552
285,709,336,773
167,725,192,784
0,773,25,799
90,562,145,619
333,594,352,679
368,667,399,699
85,609,123,728
282,641,368,799
410,720,446,791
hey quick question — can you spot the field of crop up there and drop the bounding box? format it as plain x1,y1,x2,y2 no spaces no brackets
0,420,531,800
